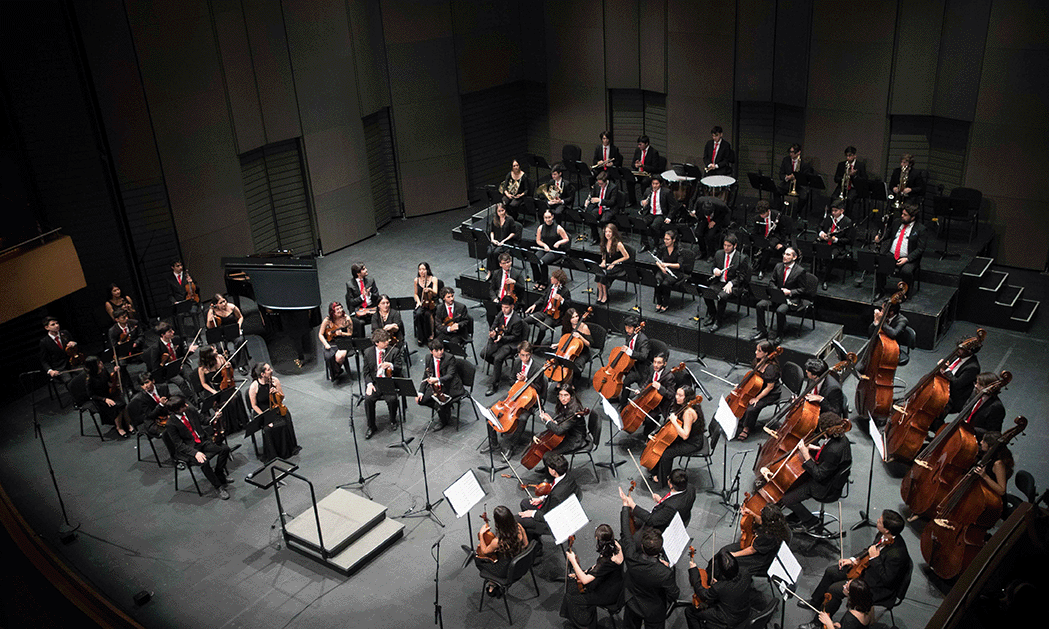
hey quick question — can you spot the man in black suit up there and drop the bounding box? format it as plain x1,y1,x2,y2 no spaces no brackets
487,253,524,307
832,146,867,217
875,204,927,298
593,130,623,172
108,308,144,359
802,510,910,625
127,373,173,436
518,453,579,554
620,505,679,629
687,550,752,629
621,353,677,428
621,468,696,532
701,233,749,332
631,135,660,206
151,322,198,402
703,126,734,177
752,199,793,277
803,358,845,416
778,143,814,215
586,171,619,243
751,246,813,345
889,154,925,207
482,297,527,395
776,412,852,531
164,396,232,500
524,270,571,346
961,372,1006,439
944,345,981,414
542,163,575,220
345,262,380,337
485,341,545,455
166,259,196,305
869,299,909,341
416,340,464,431
815,200,855,290
40,316,77,386
433,287,471,353
692,197,731,260
619,315,653,402
362,328,402,439
638,177,678,253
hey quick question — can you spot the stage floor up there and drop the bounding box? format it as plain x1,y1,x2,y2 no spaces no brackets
2,207,1047,629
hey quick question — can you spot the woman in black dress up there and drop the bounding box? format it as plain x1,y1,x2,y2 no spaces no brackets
85,355,133,437
206,293,250,372
818,578,873,629
561,523,624,628
104,283,137,322
646,385,705,487
653,230,684,313
716,503,791,578
736,340,782,441
248,363,300,460
596,223,630,305
196,345,249,432
558,307,593,375
475,505,529,596
372,294,404,344
412,262,440,346
319,302,354,379
487,203,520,275
532,209,570,285
499,159,531,219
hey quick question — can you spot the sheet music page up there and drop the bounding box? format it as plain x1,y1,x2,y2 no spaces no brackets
768,540,803,585
472,397,505,431
601,395,623,431
545,494,589,546
662,512,690,565
443,469,486,518
714,396,737,439
871,414,888,462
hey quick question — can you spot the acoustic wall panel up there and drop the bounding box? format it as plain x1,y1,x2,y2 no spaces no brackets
545,0,606,157
889,0,945,116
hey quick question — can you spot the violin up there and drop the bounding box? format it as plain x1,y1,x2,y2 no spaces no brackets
476,510,497,561
185,275,200,303
886,329,985,463
901,371,1011,519
545,307,593,382
489,359,554,434
424,366,451,406
324,320,353,342
521,407,590,469
847,533,895,579
689,546,708,609
640,394,703,470
65,341,85,368
621,363,687,433
565,535,585,593
920,416,1027,579
269,386,288,417
159,351,172,367
854,282,906,422
499,476,554,497
219,359,235,391
726,347,783,419
421,285,439,311
592,322,644,400
626,480,638,535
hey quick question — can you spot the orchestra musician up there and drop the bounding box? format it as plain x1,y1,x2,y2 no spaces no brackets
693,197,731,261
622,353,676,429
720,503,791,578
631,135,660,206
638,176,678,253
433,287,471,353
592,131,623,172
557,307,593,376
943,342,981,415
542,163,574,221
646,387,704,487
166,260,197,306
703,126,735,176
484,341,543,456
476,505,529,598
104,283,136,322
801,510,908,624
164,395,232,500
686,550,751,629
150,322,198,402
734,341,782,442
107,308,143,359
833,147,867,217
803,358,845,417
751,246,813,346
701,233,749,333
196,345,248,432
372,294,404,344
531,209,570,285
488,253,524,309
206,293,249,373
416,340,464,432
585,171,619,244
83,355,133,438
345,262,380,338
870,298,908,341
620,467,696,532
40,316,77,385
248,362,300,458
815,579,874,629
360,329,401,440
618,314,652,403
411,262,439,346
619,504,679,629
874,204,926,299
595,224,631,305
499,158,532,220
752,200,793,278
776,412,852,533
525,269,570,346
958,372,1007,439
815,200,854,290
482,297,527,396
127,373,172,438
653,230,684,313
319,302,354,380
561,523,625,629
517,452,579,555
486,203,521,274
532,383,587,458
889,154,925,207
973,431,1014,498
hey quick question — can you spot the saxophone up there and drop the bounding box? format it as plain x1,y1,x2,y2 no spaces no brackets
839,162,852,201
892,167,909,209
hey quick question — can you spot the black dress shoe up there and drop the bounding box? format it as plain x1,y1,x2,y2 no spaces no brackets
769,336,780,347
707,323,720,333
821,281,828,291
484,385,498,396
239,365,248,375
430,422,445,432
365,428,376,440
749,330,767,342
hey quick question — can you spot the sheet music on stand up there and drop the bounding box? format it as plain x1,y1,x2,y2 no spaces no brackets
713,396,737,441
662,512,690,565
443,469,486,519
545,494,589,546
601,395,623,431
873,423,888,462
768,541,804,593
472,397,506,432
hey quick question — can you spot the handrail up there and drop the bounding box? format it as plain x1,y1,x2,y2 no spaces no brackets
270,466,327,559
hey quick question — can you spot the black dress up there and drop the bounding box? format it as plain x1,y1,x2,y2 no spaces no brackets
253,383,299,460
713,529,787,579
597,242,627,288
413,279,438,344
654,405,705,485
487,216,521,271
532,221,568,281
740,361,783,433
560,556,625,628
653,245,683,307
87,371,126,426
199,367,250,433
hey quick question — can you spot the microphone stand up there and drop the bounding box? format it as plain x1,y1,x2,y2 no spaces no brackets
397,421,445,526
336,394,379,499
432,533,445,628
21,372,79,543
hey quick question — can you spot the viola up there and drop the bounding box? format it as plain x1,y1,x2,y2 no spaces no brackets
920,416,1026,579
219,361,235,391
901,371,1010,519
489,359,555,434
639,394,703,470
185,276,200,303
726,347,783,419
269,386,288,417
519,481,552,496
592,322,645,399
854,282,906,422
324,320,353,342
738,500,757,550
689,546,706,609
621,362,687,434
847,533,895,579
424,366,451,406
421,285,439,311
545,307,593,383
886,329,985,463
65,342,85,368
476,510,497,561
626,480,638,535
521,407,590,470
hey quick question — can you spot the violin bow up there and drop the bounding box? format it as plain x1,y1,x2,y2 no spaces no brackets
500,450,535,500
211,377,250,421
838,501,843,562
624,395,663,429
178,326,206,370
627,449,656,496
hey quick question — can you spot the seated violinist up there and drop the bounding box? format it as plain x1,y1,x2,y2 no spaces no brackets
815,579,873,629
248,362,300,459
360,329,401,440
686,550,751,629
40,316,77,386
127,373,172,438
619,467,696,533
525,269,570,346
164,395,232,500
433,287,471,353
415,340,464,432
196,345,248,432
815,200,854,291
561,523,625,629
476,505,529,598
107,308,143,358
532,383,587,458
517,452,579,556
482,297,527,396
644,386,704,487
774,412,852,533
207,293,249,373
801,510,908,628
150,322,198,403
319,301,354,380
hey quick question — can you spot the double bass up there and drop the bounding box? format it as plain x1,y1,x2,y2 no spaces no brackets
592,322,644,400
544,307,593,383
725,347,784,419
853,282,906,422
885,329,986,463
900,371,1010,519
639,394,703,469
620,362,687,433
489,359,555,434
920,416,1026,579
520,406,590,470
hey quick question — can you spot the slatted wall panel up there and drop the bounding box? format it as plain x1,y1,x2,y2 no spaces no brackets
928,117,969,195
736,102,776,180
773,104,805,170
461,82,531,194
243,156,278,252
643,91,668,157
240,139,315,256
363,108,400,228
886,115,932,186
610,89,645,151
119,178,180,319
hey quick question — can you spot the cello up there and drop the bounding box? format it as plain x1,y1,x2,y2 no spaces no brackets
725,346,784,419
620,362,687,433
545,307,593,382
853,283,906,422
885,329,986,463
754,354,857,473
520,406,590,470
489,359,555,434
900,371,1010,519
920,416,1026,579
592,322,644,399
639,394,703,470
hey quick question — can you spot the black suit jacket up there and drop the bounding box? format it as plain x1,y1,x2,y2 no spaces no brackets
166,272,192,304
488,268,525,302
834,160,867,186
490,311,526,348
801,434,852,500
692,567,752,628
531,284,571,315
40,331,75,372
946,355,981,413
510,357,547,400
152,336,190,371
587,181,619,215
769,263,808,297
345,276,380,313
165,407,214,459
362,343,402,387
819,215,855,247
964,394,1005,438
620,507,679,619
108,320,144,353
435,301,471,338
779,156,814,186
863,533,909,604
703,139,735,176
641,187,678,221
712,249,749,290
867,313,909,341
889,167,925,199
128,384,173,427
423,353,465,399
532,472,580,525
814,373,845,416
755,211,793,244
880,220,928,264
593,144,623,169
632,485,696,531
543,178,575,210
628,332,651,366
632,146,660,173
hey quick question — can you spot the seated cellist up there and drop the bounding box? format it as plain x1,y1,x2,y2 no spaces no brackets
776,412,852,533
532,383,587,460
622,353,676,436
735,341,782,442
644,385,705,487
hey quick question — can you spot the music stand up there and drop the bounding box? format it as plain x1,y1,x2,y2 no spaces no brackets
150,361,182,386
747,172,778,201
518,249,543,285
856,250,897,300
376,377,417,454
396,418,445,527
933,195,962,260
245,407,282,461
171,299,199,336
205,323,240,346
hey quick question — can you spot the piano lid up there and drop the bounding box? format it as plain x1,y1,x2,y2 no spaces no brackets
222,256,320,310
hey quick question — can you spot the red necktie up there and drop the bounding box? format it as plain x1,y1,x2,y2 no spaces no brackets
629,336,635,350
765,217,770,237
499,273,508,299
177,273,183,286
166,341,175,357
599,184,606,215
504,314,510,328
180,415,201,444
712,141,719,164
659,491,671,504
447,304,453,319
603,146,608,166
359,279,368,306
546,287,557,311
652,190,659,215
830,219,837,234
966,398,984,423
520,362,527,377
723,252,732,281
815,442,826,461
894,225,908,260
783,265,791,285
434,358,441,379
653,371,659,384
151,390,160,403
377,349,384,374
55,335,62,348
641,148,647,167
948,358,962,372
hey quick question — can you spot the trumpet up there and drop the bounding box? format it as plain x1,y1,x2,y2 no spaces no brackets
839,163,853,201
890,167,909,210
787,175,798,197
